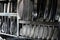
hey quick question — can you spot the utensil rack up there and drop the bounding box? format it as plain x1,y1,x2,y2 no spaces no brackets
0,0,59,40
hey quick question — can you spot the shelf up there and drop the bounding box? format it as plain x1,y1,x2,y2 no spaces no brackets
19,20,30,24
0,13,17,16
0,33,17,38
0,33,31,39
19,36,31,39
19,20,59,26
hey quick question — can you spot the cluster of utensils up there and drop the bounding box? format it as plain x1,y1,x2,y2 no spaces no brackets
0,16,17,35
18,0,59,22
0,0,17,13
36,0,58,22
20,24,59,40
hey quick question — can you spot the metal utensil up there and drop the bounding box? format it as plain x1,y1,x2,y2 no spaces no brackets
42,26,48,39
26,24,32,37
7,1,10,13
49,0,58,22
51,27,58,40
2,16,7,33
33,25,39,38
44,0,52,22
18,0,33,20
20,24,27,36
38,25,44,39
30,25,36,38
10,17,17,35
37,0,46,21
47,26,53,40
0,16,2,33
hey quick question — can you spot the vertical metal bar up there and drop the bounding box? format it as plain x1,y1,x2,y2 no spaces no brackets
10,16,12,34
7,1,10,13
11,2,12,13
17,0,19,36
7,16,10,34
1,16,3,32
4,3,6,13
30,25,36,38
7,1,11,34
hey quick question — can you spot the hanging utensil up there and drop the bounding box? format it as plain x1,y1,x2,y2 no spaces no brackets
11,2,12,13
42,25,48,39
18,0,33,21
26,24,32,37
10,17,17,35
20,24,27,36
51,27,58,40
47,26,53,40
18,0,23,19
30,25,36,38
49,0,58,22
7,17,10,34
0,16,2,33
2,16,7,33
33,25,39,38
44,0,52,22
10,17,12,34
7,0,10,13
3,2,7,13
13,17,17,35
2,3,7,33
22,0,33,21
38,25,44,39
6,1,10,34
37,0,47,21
